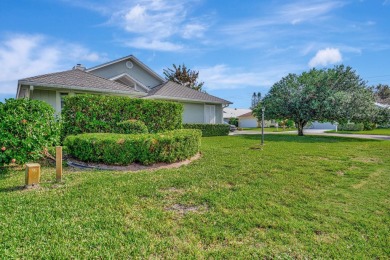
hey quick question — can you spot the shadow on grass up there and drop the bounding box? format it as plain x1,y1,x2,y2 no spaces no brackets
0,185,25,193
233,133,380,143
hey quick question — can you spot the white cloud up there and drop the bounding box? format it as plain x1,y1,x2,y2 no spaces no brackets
198,64,297,90
219,1,345,50
68,0,208,51
278,1,345,25
182,23,207,39
308,48,342,67
0,34,102,94
124,37,183,52
117,2,185,39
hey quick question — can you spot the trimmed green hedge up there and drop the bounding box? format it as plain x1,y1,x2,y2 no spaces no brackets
338,123,364,131
0,98,60,166
183,124,230,137
61,95,183,138
116,120,149,134
64,129,201,165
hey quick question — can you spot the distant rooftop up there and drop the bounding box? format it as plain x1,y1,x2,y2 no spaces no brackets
223,107,252,118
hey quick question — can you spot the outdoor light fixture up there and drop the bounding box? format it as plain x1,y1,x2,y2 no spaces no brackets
261,107,265,145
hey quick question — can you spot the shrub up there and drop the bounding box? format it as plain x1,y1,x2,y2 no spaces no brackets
229,117,238,127
183,124,230,137
363,122,376,131
338,123,364,131
61,95,183,138
64,129,201,165
0,98,60,166
115,120,148,134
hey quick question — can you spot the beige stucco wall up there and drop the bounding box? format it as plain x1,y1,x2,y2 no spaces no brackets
182,102,223,124
214,104,223,124
30,89,57,111
89,59,163,88
182,102,204,123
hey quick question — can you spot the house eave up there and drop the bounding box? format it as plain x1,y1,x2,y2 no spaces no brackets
18,80,147,97
109,73,150,92
145,95,232,105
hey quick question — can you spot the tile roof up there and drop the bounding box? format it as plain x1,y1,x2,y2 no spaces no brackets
146,81,232,104
238,111,255,118
223,108,252,118
19,69,141,94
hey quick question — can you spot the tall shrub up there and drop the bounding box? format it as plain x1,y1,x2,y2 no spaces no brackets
61,95,183,138
183,124,230,136
0,98,60,166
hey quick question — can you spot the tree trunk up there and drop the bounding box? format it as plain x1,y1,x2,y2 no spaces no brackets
297,121,306,136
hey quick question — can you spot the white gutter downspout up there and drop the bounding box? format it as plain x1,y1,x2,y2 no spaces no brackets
29,85,34,99
16,83,21,98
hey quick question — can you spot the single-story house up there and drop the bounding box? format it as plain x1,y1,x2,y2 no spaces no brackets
223,107,252,124
16,55,232,124
237,111,278,128
237,111,259,128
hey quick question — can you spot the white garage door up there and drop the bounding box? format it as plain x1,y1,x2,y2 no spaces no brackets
239,118,258,128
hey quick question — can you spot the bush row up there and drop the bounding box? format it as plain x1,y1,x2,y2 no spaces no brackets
338,123,364,131
64,129,201,165
61,95,183,138
183,123,230,137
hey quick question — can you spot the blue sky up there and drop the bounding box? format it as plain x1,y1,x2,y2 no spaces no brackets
1,0,389,108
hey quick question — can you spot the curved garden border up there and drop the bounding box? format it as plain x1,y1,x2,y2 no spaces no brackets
67,152,201,171
64,129,202,166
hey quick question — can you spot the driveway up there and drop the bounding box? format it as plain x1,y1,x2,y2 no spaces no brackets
231,129,390,141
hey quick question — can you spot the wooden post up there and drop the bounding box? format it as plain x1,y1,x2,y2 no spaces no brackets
56,146,62,182
25,163,40,186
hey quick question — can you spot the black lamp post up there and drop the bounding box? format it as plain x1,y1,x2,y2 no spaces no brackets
261,107,265,145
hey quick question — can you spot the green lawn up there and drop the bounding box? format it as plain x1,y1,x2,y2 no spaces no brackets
326,128,390,136
1,135,389,258
242,127,295,132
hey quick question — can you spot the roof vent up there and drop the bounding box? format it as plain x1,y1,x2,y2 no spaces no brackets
73,64,86,71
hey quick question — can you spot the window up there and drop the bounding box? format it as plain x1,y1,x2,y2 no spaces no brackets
204,105,216,124
60,93,68,110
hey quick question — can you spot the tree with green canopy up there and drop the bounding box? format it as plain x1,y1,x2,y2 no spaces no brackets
254,65,377,136
163,64,204,91
372,84,390,105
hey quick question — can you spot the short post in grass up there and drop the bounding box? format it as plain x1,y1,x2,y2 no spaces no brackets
25,163,40,187
261,107,265,145
56,146,63,182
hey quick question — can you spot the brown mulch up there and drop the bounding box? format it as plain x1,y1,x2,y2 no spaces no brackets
67,153,202,172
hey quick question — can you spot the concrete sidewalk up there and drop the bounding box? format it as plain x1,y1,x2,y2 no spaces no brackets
230,129,390,141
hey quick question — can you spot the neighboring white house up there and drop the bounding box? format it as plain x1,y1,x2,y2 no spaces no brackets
237,112,259,128
16,55,232,124
223,108,252,123
305,103,389,130
305,121,338,130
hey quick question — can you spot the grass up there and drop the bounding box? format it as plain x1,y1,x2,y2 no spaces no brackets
241,127,295,132
1,135,389,258
326,128,390,136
